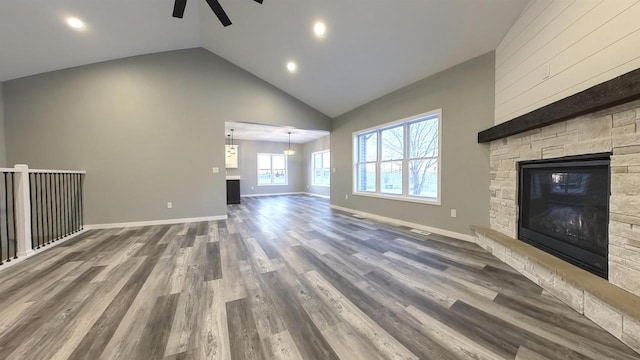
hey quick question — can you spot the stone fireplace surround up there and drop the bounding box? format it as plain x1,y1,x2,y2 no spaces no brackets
487,102,640,295
472,77,640,352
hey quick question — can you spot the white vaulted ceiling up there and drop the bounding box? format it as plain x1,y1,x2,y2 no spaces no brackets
0,1,200,82
0,0,527,117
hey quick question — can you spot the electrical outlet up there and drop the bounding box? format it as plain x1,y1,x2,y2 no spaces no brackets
345,194,349,200
450,209,457,218
167,202,173,209
541,63,551,80
251,186,255,190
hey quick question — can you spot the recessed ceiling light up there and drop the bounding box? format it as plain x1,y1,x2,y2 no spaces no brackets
287,61,298,73
66,17,86,30
313,21,326,38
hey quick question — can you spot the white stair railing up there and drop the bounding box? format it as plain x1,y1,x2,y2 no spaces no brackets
0,164,86,266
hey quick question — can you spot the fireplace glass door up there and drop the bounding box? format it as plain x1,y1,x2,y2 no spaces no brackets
519,154,610,278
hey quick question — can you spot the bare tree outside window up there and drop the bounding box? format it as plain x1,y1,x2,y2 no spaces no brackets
353,111,440,202
409,118,438,197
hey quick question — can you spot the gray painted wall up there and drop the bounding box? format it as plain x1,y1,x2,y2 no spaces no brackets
302,135,330,197
225,139,304,196
3,48,330,224
331,52,495,236
0,83,6,167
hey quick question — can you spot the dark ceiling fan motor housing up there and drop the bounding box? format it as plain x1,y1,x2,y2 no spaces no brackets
173,0,263,27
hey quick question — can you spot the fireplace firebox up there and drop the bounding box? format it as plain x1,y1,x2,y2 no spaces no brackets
518,153,610,279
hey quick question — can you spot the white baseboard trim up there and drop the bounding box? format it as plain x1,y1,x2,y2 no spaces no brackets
303,192,330,199
329,204,476,243
0,228,91,273
241,192,304,198
86,215,228,230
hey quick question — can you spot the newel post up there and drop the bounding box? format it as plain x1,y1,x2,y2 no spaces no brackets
14,164,33,257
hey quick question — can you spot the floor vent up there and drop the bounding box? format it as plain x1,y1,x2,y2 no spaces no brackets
410,228,431,236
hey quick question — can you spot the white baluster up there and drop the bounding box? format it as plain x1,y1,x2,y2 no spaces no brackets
14,164,33,257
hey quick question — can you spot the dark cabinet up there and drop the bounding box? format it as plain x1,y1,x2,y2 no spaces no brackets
226,179,241,204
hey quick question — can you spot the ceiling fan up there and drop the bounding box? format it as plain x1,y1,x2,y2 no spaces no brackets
172,0,263,27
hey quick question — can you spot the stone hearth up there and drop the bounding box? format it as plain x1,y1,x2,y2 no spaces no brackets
472,226,640,354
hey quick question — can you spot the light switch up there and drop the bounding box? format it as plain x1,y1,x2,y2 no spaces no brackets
212,167,219,174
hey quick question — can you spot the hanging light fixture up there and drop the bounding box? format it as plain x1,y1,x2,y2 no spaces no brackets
283,131,295,156
226,134,232,156
229,129,236,155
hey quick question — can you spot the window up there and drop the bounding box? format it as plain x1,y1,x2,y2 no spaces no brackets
551,173,590,195
353,109,441,204
312,150,331,186
258,154,287,186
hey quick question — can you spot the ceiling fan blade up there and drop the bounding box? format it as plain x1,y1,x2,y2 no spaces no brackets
172,0,187,18
254,0,263,4
204,0,232,26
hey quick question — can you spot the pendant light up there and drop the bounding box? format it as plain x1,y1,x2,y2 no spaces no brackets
229,129,236,155
226,134,232,156
283,131,295,156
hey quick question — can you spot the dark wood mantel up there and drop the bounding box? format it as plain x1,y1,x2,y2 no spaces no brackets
478,67,640,143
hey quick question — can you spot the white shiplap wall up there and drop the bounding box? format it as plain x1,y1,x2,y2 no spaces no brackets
494,0,640,125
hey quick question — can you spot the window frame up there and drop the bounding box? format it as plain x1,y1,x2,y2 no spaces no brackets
311,150,331,187
257,153,288,186
352,109,442,205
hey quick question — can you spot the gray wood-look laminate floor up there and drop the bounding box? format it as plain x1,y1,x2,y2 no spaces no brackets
0,195,638,360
